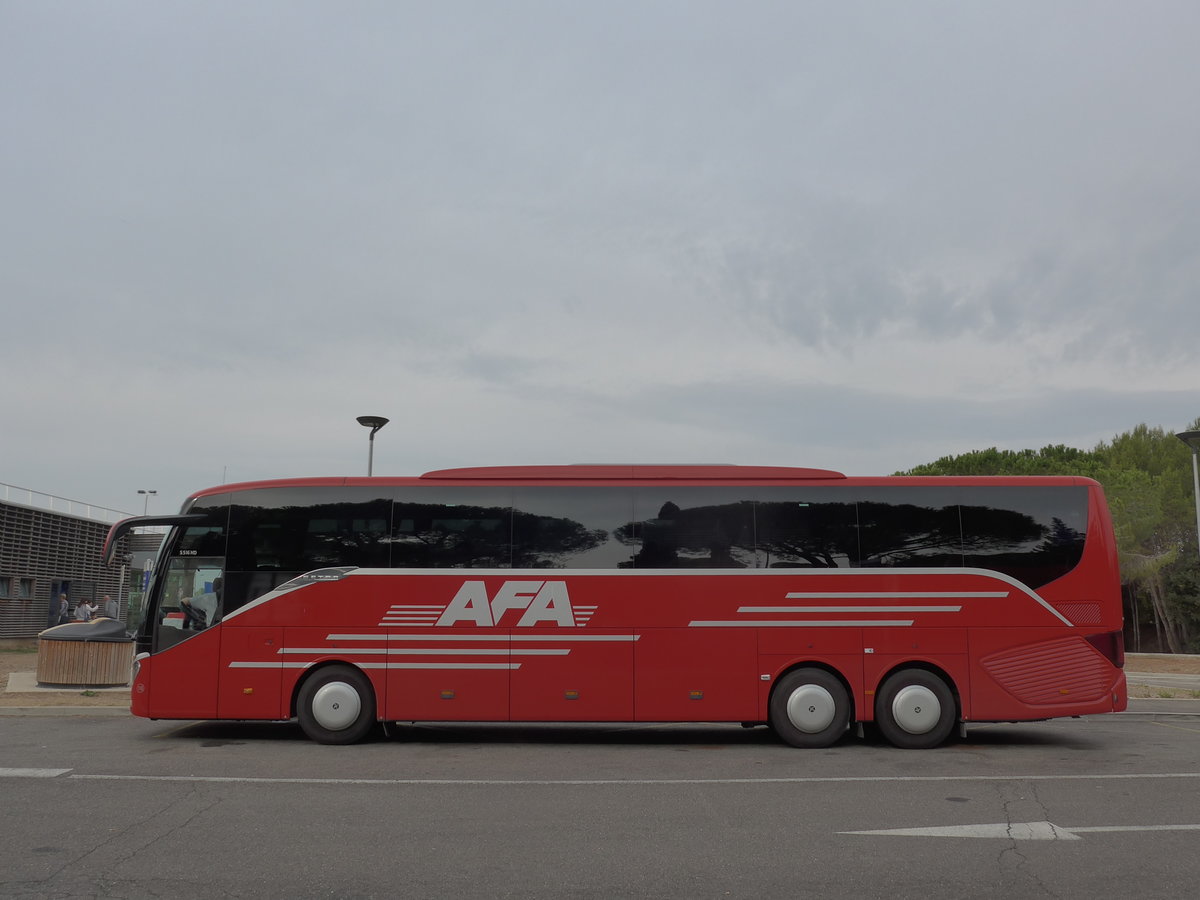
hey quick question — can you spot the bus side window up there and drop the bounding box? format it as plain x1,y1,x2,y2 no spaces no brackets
392,487,514,568
752,494,856,568
512,487,634,569
227,488,393,572
630,489,755,569
855,488,963,568
960,486,1088,588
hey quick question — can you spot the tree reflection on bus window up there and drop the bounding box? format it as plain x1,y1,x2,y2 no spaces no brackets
855,488,964,568
391,487,514,568
226,487,392,572
619,489,755,568
512,488,632,568
753,495,857,568
960,486,1087,588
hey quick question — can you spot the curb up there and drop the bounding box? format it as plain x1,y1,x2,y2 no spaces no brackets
1116,710,1200,717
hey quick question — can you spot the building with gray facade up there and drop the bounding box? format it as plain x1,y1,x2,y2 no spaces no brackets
0,485,154,639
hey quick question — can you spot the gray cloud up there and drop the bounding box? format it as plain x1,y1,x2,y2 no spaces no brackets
3,2,1199,512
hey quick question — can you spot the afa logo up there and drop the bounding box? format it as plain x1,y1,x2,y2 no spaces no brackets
436,580,584,627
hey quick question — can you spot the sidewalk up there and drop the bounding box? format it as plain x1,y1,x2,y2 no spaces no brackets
1,670,131,717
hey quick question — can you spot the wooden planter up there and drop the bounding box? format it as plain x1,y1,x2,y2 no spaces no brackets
36,637,134,687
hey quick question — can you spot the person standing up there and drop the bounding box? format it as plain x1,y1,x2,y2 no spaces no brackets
75,599,95,622
49,593,69,627
102,594,118,619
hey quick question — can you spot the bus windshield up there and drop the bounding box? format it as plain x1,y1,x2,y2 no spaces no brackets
158,557,223,636
136,518,227,652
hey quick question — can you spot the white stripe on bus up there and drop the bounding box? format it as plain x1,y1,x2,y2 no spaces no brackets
327,633,641,642
739,606,960,613
227,661,521,670
278,648,569,656
783,591,1006,599
223,568,1072,629
688,620,915,628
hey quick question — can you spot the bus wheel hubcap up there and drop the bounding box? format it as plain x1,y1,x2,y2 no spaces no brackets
891,685,940,734
786,684,836,733
312,681,361,731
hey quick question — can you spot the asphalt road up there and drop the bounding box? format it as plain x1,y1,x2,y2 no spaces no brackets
2,710,1199,899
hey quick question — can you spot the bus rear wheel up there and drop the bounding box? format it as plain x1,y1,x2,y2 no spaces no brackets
297,665,376,745
875,669,956,749
769,668,850,749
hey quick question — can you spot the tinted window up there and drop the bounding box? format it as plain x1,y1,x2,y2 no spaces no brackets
512,487,634,568
208,482,1088,594
747,488,858,568
174,500,230,558
626,489,756,568
855,487,963,568
960,486,1087,587
176,525,226,556
226,487,393,572
391,487,512,568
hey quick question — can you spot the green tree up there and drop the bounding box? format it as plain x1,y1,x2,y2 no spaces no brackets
1096,423,1200,651
898,419,1200,652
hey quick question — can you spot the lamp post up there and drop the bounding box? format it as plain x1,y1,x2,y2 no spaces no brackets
1177,431,1200,560
356,416,389,476
137,489,157,515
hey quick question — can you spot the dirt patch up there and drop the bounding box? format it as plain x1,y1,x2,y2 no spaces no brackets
1125,653,1200,699
1124,653,1200,674
1128,684,1200,699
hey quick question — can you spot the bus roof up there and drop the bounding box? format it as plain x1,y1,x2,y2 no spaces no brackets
185,465,1102,503
420,465,847,481
186,466,846,500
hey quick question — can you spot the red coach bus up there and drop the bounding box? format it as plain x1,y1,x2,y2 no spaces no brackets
104,465,1126,747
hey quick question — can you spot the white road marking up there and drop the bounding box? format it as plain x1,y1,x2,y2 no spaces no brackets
54,772,1200,786
841,821,1200,840
0,768,71,778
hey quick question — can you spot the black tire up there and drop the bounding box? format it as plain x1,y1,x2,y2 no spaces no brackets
769,668,851,748
874,669,956,749
296,665,376,745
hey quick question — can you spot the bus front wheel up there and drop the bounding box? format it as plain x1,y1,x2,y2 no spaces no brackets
875,669,956,749
769,668,850,748
297,665,376,745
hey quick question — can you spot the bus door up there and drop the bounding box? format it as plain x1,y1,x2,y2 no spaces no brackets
148,555,225,718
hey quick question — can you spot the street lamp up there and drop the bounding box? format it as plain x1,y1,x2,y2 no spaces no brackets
137,489,157,515
1177,431,1200,560
356,416,389,476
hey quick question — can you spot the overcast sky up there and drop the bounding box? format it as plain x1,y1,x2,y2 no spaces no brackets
3,1,1199,518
